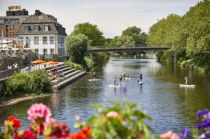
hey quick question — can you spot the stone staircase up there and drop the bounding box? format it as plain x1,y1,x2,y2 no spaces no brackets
45,63,86,91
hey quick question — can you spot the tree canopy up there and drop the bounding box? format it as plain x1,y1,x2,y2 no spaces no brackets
65,34,88,64
148,0,210,68
110,36,135,47
122,26,148,44
72,22,105,47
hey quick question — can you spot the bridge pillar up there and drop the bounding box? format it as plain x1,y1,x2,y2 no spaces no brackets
89,52,93,59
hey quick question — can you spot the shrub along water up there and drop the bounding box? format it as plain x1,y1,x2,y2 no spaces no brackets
65,60,83,70
2,70,52,97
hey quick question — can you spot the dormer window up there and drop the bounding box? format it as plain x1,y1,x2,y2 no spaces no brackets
44,25,50,31
24,26,31,31
34,25,40,31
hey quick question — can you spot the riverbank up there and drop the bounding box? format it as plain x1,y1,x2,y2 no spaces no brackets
0,94,51,107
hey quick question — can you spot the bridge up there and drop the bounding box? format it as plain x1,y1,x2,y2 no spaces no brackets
88,46,171,52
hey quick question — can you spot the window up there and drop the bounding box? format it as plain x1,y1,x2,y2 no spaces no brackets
34,49,39,53
25,37,30,45
43,36,47,44
34,36,39,44
43,49,47,54
24,26,31,31
44,25,50,31
50,36,54,44
50,49,54,54
34,25,39,31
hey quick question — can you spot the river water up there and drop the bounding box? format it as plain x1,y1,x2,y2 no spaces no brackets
0,57,210,134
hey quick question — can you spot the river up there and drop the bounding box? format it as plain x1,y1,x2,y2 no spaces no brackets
0,57,210,134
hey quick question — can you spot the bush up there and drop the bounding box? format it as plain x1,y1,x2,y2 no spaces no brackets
3,72,31,96
65,60,83,70
2,71,52,97
84,56,94,71
30,70,52,94
93,52,109,66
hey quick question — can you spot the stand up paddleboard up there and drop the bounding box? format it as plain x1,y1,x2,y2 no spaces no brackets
179,84,195,88
109,84,122,88
138,82,143,85
89,79,99,82
125,77,131,80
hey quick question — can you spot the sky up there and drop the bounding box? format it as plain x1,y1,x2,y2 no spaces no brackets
0,0,201,38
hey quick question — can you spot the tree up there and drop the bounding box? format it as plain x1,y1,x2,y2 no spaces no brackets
148,14,182,46
148,0,210,68
110,35,135,47
122,26,147,44
72,22,105,47
65,34,88,64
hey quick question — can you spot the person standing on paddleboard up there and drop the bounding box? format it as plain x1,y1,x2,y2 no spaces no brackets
113,77,117,85
140,74,143,81
93,71,96,79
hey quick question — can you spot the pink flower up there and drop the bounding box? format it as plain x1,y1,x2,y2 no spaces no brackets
27,103,52,122
106,111,120,119
160,131,180,139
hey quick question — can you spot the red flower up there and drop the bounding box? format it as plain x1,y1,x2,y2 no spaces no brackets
52,122,70,138
30,123,44,135
68,127,91,139
14,130,37,139
7,115,21,129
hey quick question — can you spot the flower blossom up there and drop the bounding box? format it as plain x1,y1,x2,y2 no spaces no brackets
7,115,21,129
27,103,52,122
14,130,37,139
160,131,180,139
106,111,120,119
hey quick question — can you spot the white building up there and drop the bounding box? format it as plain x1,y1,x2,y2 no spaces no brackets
16,10,67,61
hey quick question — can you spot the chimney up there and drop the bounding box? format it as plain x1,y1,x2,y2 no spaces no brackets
35,10,42,16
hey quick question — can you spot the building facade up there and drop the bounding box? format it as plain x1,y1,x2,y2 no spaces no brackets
0,6,29,38
16,10,67,60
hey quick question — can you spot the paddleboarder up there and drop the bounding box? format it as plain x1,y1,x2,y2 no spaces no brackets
140,74,143,81
93,71,96,79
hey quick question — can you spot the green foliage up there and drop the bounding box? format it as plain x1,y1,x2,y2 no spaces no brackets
72,22,105,46
86,101,159,139
2,71,52,97
148,0,210,70
122,26,148,44
110,35,135,47
3,72,31,96
30,70,52,94
93,52,109,66
148,14,182,46
84,56,94,71
65,34,88,64
65,60,83,70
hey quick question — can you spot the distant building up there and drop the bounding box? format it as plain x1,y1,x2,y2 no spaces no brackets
0,6,29,38
16,10,67,60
